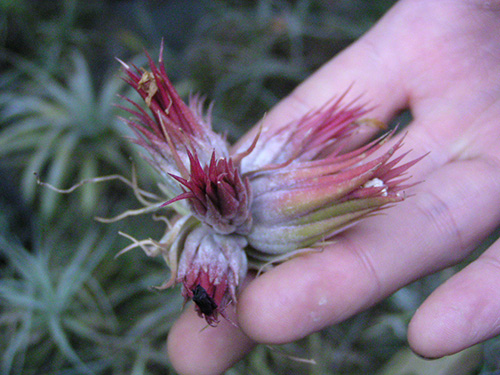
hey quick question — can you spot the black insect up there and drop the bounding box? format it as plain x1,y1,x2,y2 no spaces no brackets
192,284,218,316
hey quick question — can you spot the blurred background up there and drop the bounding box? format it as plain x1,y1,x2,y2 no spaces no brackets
1,0,499,374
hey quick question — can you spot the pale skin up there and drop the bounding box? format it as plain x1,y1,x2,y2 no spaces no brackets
167,0,500,374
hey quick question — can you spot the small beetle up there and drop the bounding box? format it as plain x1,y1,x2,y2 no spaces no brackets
192,284,218,316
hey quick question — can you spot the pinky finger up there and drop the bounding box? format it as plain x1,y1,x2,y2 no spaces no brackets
408,234,500,358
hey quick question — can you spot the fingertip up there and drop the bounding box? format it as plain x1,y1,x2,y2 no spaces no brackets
167,307,216,375
167,304,255,375
407,301,469,359
408,250,500,358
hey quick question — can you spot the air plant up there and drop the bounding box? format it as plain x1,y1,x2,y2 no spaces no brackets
0,51,134,218
0,230,115,375
98,45,423,328
40,45,421,327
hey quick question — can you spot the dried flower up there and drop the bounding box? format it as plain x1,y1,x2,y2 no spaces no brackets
175,224,248,326
117,47,422,325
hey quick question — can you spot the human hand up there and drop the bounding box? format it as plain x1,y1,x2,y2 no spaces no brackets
167,0,500,373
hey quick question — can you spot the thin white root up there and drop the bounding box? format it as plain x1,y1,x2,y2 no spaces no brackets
34,169,162,203
256,247,323,277
129,164,160,206
265,345,317,365
152,213,173,230
95,203,165,223
116,231,162,258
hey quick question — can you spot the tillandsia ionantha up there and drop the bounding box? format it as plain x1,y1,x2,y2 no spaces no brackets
107,45,422,327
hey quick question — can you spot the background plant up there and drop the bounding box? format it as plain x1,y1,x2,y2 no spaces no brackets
1,0,498,374
0,51,140,218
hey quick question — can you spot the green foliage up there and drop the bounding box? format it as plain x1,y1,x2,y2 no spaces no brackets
1,0,88,74
183,0,393,140
0,228,114,374
0,51,135,217
0,213,182,374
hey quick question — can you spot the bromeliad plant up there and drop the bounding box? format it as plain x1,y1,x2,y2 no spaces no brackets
111,46,421,327
0,51,134,218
